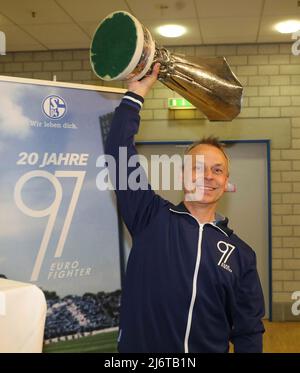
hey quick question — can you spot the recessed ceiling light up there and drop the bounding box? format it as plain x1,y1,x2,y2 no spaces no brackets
275,20,300,34
157,24,186,38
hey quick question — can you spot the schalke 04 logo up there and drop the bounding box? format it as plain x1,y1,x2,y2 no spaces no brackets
42,95,67,119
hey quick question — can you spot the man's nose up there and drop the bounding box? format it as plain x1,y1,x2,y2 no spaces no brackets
204,168,213,179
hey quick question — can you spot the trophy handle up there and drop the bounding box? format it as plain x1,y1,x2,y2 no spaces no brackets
153,47,243,121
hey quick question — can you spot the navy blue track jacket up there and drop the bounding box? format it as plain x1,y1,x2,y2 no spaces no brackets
105,91,265,353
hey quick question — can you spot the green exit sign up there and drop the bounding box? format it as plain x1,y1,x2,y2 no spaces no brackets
168,98,195,110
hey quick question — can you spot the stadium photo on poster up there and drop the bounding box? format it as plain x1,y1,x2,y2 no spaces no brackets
0,77,124,352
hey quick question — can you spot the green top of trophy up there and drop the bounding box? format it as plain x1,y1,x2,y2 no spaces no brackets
90,12,138,80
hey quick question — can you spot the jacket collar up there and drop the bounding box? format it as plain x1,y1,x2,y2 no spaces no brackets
170,201,233,237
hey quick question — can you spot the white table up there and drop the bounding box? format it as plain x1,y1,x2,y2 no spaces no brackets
0,279,47,353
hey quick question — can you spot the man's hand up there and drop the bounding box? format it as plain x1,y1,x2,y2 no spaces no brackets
127,63,160,98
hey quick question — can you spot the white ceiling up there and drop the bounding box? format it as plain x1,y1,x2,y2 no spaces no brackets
0,0,299,52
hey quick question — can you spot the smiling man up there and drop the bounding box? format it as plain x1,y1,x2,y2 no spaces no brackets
105,63,265,353
183,138,230,221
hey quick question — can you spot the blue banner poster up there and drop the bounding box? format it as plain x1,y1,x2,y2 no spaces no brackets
0,77,124,352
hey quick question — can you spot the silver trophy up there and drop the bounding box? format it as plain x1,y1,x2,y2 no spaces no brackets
90,11,243,121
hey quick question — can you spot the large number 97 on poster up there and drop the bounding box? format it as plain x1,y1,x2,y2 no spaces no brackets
14,170,86,282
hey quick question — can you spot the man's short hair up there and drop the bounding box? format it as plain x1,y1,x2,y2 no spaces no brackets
185,136,229,175
185,136,226,155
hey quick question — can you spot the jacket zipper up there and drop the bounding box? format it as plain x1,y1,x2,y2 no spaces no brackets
184,223,204,353
169,208,204,353
169,208,228,352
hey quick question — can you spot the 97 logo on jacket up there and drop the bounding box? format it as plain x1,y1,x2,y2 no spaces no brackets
217,241,235,273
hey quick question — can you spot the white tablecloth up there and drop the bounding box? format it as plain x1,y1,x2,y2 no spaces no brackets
0,279,47,353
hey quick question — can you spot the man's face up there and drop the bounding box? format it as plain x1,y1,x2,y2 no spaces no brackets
183,144,229,204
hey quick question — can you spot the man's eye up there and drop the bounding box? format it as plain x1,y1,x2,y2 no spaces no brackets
214,168,223,174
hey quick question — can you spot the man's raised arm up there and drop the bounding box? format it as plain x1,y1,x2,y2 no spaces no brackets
105,64,166,235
